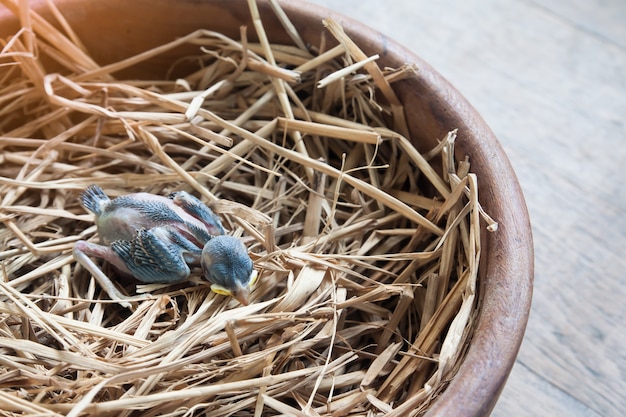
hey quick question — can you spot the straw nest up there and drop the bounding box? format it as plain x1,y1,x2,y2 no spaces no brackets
0,1,497,415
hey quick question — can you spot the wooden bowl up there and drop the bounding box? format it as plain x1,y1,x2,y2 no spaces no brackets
0,1,534,415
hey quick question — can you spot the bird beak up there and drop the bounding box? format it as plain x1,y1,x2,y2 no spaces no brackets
232,286,250,306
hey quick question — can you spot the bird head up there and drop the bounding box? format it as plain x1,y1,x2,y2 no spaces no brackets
201,235,256,305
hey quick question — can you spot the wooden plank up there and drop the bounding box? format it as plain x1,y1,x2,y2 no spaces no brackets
533,0,626,48
493,361,603,417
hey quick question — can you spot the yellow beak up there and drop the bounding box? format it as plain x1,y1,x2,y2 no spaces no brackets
232,287,250,306
210,283,250,305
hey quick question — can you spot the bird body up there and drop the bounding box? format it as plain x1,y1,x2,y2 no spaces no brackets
73,185,255,307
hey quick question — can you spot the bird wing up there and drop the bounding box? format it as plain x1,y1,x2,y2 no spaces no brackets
111,228,191,284
169,191,225,236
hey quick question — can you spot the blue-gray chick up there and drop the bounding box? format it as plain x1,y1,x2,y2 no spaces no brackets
73,185,256,307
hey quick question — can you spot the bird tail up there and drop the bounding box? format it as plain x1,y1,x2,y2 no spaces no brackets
80,184,109,215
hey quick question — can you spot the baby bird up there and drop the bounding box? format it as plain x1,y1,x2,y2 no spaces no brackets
73,185,256,307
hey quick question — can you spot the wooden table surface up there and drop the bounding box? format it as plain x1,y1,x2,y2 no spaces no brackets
309,1,625,416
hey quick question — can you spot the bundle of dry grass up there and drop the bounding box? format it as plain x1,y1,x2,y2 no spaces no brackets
0,0,497,415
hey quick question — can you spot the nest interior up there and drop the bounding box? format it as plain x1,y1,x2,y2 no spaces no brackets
0,1,496,416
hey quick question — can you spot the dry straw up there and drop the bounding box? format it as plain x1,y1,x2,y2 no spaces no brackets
0,0,496,415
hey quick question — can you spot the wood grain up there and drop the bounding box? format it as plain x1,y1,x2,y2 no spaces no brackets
308,0,626,416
